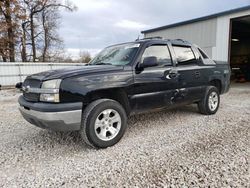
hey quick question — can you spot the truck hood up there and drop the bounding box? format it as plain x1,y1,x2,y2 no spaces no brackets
27,65,124,81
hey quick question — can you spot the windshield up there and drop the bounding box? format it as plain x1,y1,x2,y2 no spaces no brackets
90,43,140,66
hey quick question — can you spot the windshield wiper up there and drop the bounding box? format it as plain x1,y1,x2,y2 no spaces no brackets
94,62,112,65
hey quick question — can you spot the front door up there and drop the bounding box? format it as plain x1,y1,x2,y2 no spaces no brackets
133,44,179,112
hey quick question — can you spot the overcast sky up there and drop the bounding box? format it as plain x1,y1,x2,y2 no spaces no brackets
59,0,250,58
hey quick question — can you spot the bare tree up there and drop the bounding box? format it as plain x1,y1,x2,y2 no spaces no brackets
78,50,92,63
0,0,24,61
0,0,15,61
22,0,76,62
0,0,76,62
40,6,64,62
0,35,8,61
20,20,28,62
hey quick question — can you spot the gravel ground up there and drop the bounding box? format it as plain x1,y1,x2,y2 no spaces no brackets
0,85,249,187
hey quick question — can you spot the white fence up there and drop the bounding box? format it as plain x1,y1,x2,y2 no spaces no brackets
0,62,85,86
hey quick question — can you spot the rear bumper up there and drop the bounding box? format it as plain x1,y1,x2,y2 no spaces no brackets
18,96,82,131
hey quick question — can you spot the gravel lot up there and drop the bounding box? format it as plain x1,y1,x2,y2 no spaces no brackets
0,85,249,187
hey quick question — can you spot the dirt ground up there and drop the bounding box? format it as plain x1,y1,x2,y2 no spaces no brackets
0,84,249,187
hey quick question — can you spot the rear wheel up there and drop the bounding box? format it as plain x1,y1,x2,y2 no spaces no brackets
80,99,127,148
198,86,220,115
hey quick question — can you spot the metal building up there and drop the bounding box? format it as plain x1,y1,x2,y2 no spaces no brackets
142,6,250,82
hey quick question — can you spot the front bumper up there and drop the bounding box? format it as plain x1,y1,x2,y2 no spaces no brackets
18,96,82,131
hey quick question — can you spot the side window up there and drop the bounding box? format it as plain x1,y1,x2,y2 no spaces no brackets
173,46,196,65
142,45,172,66
198,48,208,59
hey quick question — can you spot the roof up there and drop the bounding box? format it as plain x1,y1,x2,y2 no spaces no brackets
141,5,250,34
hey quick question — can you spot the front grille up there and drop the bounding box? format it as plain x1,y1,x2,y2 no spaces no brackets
23,78,41,102
23,93,40,102
23,78,41,88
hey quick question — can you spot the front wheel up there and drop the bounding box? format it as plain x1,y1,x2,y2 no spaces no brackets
198,86,220,115
80,99,127,148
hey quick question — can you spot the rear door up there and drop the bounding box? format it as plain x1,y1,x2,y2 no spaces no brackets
133,42,179,112
170,45,206,103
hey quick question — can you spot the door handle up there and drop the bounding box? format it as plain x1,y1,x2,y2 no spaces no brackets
166,71,179,79
194,71,200,78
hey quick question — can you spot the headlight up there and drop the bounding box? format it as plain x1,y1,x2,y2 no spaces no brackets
40,79,61,102
41,79,61,89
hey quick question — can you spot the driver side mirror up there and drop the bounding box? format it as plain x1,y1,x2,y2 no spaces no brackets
140,56,158,68
15,82,23,89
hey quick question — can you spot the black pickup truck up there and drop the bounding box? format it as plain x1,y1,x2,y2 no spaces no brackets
18,38,230,148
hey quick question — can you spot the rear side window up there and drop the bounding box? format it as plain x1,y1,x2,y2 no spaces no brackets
142,45,172,66
173,46,196,64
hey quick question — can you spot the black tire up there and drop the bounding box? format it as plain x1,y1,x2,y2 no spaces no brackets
80,99,127,148
198,86,220,115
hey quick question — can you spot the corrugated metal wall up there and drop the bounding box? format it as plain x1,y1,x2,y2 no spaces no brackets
0,62,85,86
144,18,217,57
144,9,250,62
